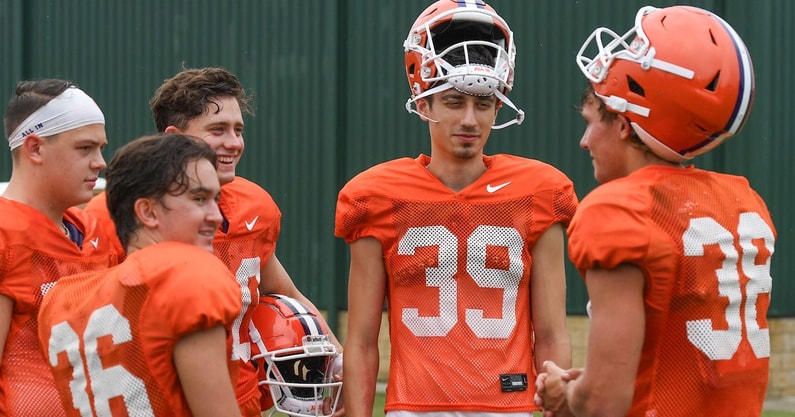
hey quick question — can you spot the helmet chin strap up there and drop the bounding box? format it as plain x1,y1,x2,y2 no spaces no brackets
493,89,525,129
405,82,525,129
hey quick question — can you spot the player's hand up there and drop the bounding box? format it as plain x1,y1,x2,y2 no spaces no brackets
326,353,344,417
535,361,580,417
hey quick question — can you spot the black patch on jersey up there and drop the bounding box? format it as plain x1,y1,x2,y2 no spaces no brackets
499,373,527,392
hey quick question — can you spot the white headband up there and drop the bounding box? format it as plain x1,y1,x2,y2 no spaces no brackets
7,86,105,150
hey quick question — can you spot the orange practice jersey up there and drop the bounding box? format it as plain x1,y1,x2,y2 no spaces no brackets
83,192,125,259
214,177,281,415
568,165,776,417
86,176,281,416
335,154,577,413
0,199,119,416
38,242,242,416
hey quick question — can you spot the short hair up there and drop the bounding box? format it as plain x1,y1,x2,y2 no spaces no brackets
579,84,644,147
105,132,217,249
150,67,253,132
579,84,618,123
3,79,74,139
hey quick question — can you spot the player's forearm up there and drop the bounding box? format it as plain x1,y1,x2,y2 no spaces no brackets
534,332,572,370
567,373,632,417
342,345,379,417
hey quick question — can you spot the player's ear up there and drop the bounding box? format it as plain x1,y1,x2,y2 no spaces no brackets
22,134,45,165
617,115,634,141
133,197,159,227
164,126,181,134
415,98,432,121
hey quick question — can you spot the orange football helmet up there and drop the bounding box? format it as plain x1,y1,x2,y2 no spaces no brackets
250,294,342,417
576,6,755,162
403,0,524,128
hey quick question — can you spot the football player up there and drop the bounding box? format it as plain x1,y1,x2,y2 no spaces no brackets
0,80,119,415
39,133,242,417
335,1,577,416
535,5,776,417
84,67,342,417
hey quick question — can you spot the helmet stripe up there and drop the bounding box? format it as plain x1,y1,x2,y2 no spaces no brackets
714,13,755,135
272,294,326,336
682,12,754,156
272,294,311,315
456,0,486,9
297,314,325,336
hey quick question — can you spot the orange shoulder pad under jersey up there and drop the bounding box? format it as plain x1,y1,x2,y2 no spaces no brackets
568,165,776,417
38,241,242,416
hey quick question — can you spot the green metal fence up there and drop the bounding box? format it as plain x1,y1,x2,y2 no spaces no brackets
0,0,791,325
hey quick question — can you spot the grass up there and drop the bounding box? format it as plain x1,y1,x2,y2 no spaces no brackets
266,392,794,416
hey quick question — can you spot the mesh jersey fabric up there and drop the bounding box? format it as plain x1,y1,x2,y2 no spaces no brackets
335,154,578,413
38,241,242,416
568,165,776,417
214,176,281,416
85,176,281,416
83,191,125,260
0,199,119,416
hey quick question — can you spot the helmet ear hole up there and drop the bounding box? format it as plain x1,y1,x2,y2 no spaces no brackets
581,5,755,161
706,71,720,92
627,76,645,97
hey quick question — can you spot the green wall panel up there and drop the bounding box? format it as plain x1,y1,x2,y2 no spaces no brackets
0,0,791,319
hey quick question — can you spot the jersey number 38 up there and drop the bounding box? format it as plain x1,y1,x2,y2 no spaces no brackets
683,212,775,361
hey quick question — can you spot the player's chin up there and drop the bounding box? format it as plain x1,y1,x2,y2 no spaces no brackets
74,185,96,203
216,167,236,185
195,236,215,253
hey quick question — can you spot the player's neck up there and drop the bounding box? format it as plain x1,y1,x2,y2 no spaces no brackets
2,179,70,226
426,154,487,193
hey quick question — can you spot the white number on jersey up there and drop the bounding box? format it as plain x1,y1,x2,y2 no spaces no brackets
398,225,523,339
231,257,261,361
48,305,155,416
683,212,774,360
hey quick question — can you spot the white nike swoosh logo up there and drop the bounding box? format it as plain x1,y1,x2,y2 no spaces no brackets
245,216,259,231
88,238,99,248
486,181,512,193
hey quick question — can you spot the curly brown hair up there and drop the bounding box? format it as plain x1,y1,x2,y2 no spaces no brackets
149,67,253,132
